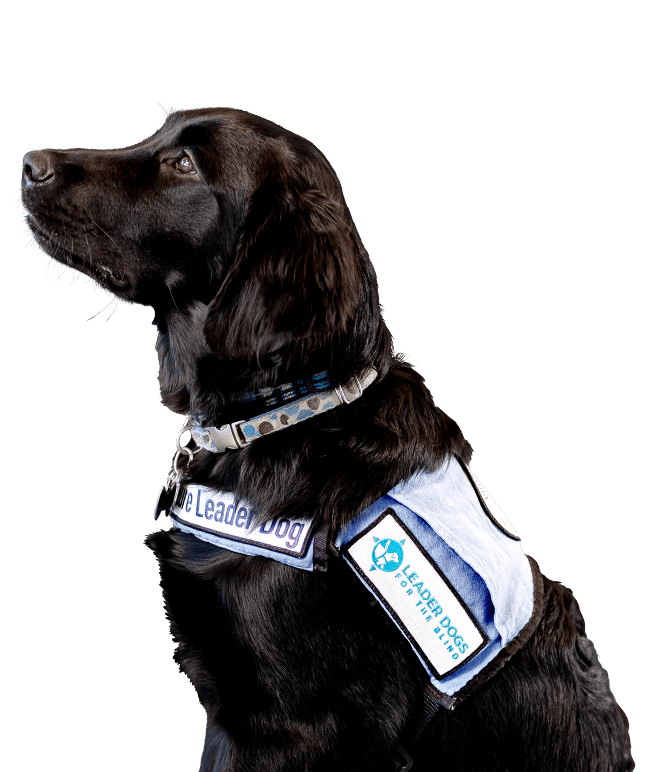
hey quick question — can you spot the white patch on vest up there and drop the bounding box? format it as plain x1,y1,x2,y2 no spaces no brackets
171,486,313,557
343,511,487,679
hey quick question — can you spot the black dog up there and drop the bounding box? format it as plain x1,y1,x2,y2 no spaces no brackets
22,109,633,771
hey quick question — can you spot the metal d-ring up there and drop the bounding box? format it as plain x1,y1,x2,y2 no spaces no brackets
173,446,194,476
172,418,196,478
176,419,193,453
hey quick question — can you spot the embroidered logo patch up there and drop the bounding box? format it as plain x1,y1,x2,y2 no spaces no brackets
371,538,405,572
171,486,314,558
343,509,488,679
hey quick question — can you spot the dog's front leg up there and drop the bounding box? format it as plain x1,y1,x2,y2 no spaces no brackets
203,726,346,772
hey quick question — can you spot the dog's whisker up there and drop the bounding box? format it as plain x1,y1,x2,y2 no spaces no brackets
168,285,180,312
86,300,113,322
87,295,118,322
44,259,54,279
105,296,119,322
83,232,93,264
12,186,81,291
89,217,121,251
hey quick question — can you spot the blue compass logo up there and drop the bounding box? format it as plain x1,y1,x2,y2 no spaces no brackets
370,537,405,572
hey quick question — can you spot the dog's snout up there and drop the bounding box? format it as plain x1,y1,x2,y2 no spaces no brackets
23,150,56,185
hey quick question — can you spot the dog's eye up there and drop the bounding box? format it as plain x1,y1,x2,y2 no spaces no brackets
174,155,196,174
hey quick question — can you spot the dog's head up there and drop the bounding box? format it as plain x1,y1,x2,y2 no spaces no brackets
23,109,390,419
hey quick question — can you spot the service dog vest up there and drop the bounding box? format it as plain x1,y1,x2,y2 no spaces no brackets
169,456,541,702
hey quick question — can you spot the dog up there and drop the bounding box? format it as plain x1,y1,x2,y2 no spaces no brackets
22,108,633,771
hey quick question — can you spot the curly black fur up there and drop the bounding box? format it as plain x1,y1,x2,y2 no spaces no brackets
23,108,633,771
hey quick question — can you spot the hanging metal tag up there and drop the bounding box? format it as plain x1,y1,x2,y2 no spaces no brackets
154,420,196,520
154,483,177,520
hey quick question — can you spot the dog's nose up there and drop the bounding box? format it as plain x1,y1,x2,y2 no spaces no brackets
23,150,56,184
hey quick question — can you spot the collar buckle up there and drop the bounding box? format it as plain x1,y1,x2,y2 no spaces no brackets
207,422,244,452
191,421,245,453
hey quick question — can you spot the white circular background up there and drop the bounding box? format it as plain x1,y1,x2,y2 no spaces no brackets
41,145,610,673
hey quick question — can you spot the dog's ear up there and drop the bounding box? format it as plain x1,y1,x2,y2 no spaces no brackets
204,174,361,359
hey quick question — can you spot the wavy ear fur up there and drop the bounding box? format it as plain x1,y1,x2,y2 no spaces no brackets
204,173,361,360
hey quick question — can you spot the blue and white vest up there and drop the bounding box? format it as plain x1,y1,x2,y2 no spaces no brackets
169,455,541,705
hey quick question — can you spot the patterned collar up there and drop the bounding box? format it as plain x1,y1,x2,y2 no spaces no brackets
190,368,377,453
237,371,331,410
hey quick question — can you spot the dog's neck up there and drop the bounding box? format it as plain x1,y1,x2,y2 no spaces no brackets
152,298,472,534
154,299,392,426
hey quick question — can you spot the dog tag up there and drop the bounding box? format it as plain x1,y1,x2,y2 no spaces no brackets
154,484,177,520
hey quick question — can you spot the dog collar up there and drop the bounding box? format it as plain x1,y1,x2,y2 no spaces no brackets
190,367,377,453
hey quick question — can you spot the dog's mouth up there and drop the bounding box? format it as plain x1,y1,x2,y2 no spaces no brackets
26,215,130,289
92,262,129,288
